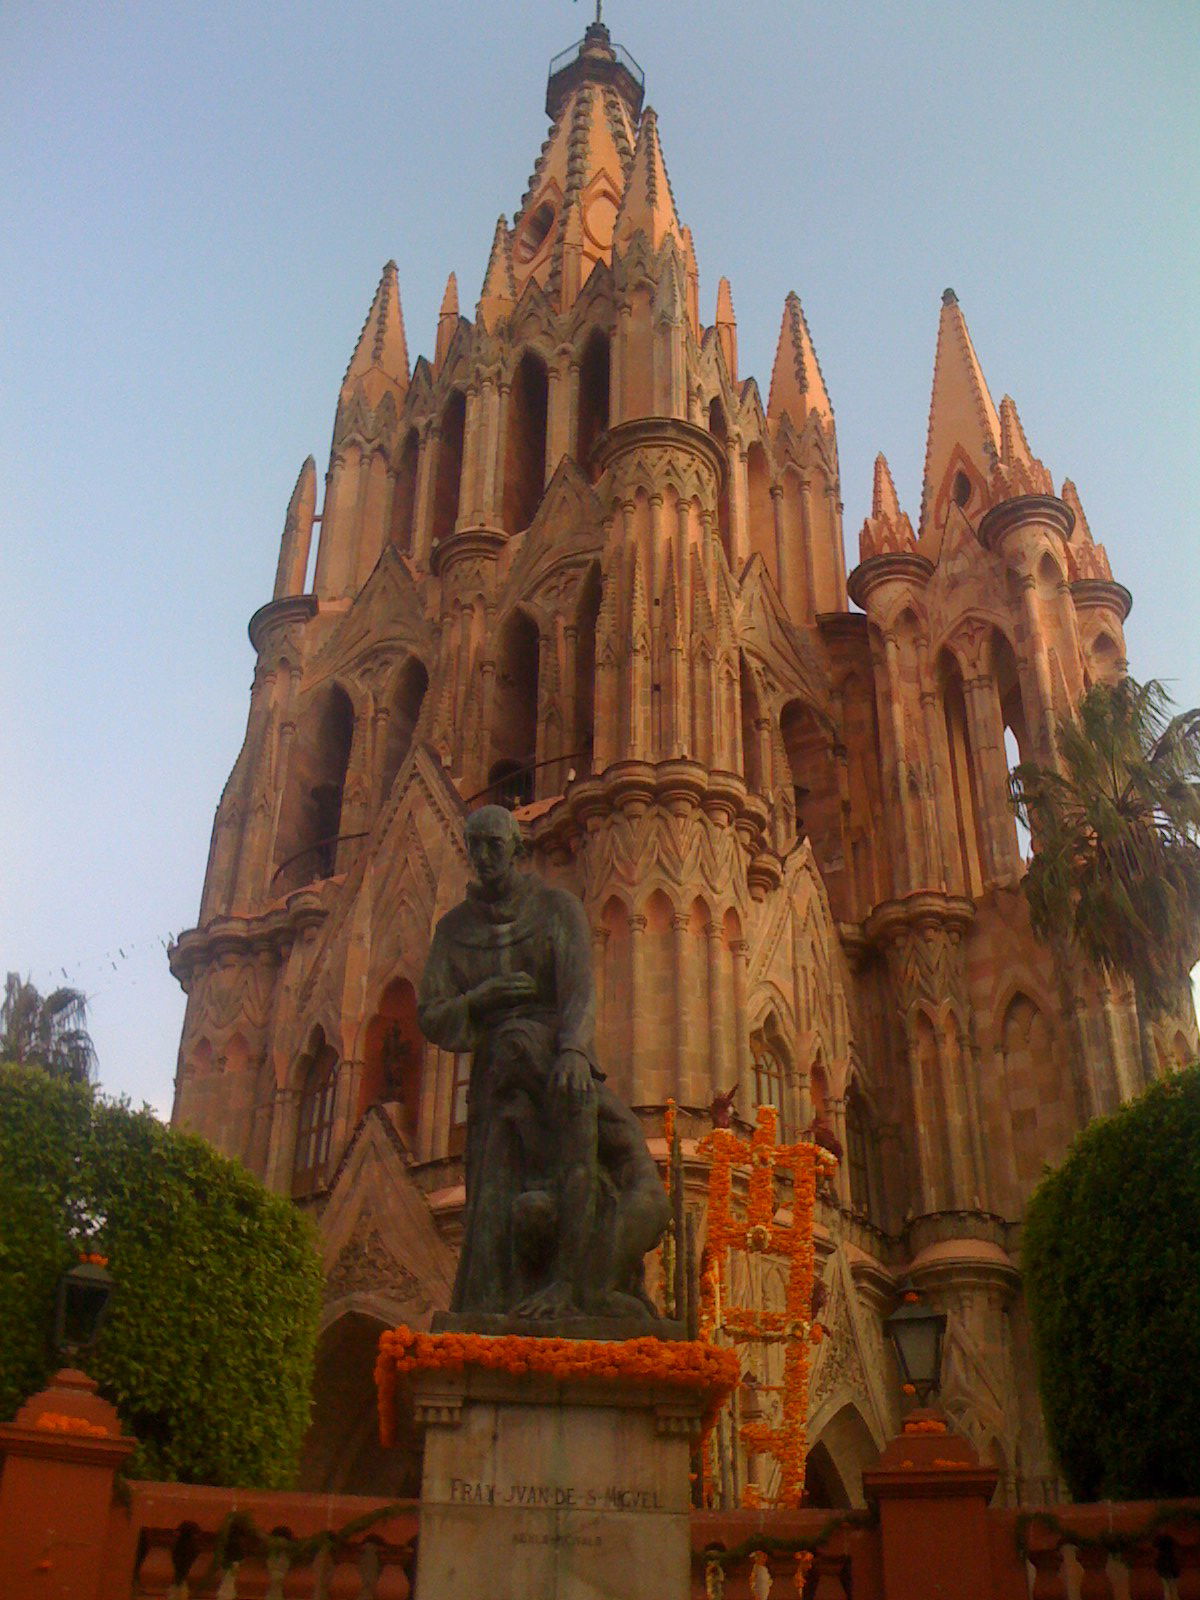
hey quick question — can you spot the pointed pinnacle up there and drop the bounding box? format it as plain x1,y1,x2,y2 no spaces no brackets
918,289,1001,539
872,453,902,520
435,272,459,373
343,261,409,395
614,105,683,252
478,216,516,330
715,276,738,384
767,291,832,429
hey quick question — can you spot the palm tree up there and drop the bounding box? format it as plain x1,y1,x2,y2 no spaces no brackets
0,973,97,1084
1011,677,1200,1081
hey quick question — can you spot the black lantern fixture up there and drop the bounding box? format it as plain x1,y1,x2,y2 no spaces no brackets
54,1258,114,1360
884,1280,946,1405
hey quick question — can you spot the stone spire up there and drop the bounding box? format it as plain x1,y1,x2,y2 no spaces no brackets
507,23,639,308
918,288,1001,540
272,455,317,599
435,272,459,373
613,106,685,254
340,260,409,406
766,292,833,431
715,277,738,384
477,217,516,331
859,453,915,561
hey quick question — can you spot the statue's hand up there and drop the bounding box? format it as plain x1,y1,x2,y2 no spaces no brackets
551,1048,594,1101
469,972,538,1016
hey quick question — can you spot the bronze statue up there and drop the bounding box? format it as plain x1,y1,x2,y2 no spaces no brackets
418,805,670,1325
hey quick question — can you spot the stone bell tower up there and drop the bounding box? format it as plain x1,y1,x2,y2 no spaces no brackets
170,20,1196,1500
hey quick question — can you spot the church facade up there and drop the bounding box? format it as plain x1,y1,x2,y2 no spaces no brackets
169,22,1196,1503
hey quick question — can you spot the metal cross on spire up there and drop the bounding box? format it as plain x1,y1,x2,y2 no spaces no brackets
575,0,605,26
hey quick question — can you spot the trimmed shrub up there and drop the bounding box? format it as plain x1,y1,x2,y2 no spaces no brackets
0,1063,323,1486
1023,1063,1200,1500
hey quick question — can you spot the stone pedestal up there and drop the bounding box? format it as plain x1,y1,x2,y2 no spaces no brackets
413,1365,703,1600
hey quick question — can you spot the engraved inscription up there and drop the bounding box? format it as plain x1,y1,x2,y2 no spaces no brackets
447,1477,663,1512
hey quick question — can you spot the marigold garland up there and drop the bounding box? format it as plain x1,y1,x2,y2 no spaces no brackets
33,1411,111,1438
375,1329,739,1450
695,1103,839,1510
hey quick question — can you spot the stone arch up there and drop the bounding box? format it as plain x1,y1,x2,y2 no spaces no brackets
739,653,765,793
487,607,540,805
745,440,775,576
938,646,986,897
431,388,466,545
1086,628,1123,687
378,655,429,809
361,977,423,1143
389,426,420,554
273,681,355,893
293,1025,339,1198
503,349,550,534
779,699,842,886
750,1012,795,1137
707,396,732,565
806,1401,881,1509
599,896,632,1098
299,1310,422,1495
573,562,601,777
844,1077,882,1223
576,328,610,476
1000,991,1069,1202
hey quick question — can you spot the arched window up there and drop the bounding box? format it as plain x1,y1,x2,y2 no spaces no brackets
379,657,429,807
1001,993,1064,1196
751,1021,794,1138
503,351,549,534
576,331,610,475
273,684,355,893
708,397,732,565
362,979,423,1142
939,651,985,897
431,390,466,546
448,1055,471,1157
573,564,601,777
739,655,764,793
390,428,419,554
780,700,843,888
845,1084,879,1221
293,1029,339,1197
488,609,539,805
745,441,774,575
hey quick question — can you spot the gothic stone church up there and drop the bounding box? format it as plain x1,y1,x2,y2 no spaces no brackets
169,21,1197,1505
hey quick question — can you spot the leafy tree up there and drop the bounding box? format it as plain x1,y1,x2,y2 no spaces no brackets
0,972,97,1084
0,1064,323,1487
1023,1065,1200,1499
1011,677,1200,1077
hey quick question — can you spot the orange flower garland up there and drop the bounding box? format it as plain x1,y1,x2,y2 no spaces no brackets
375,1329,739,1450
33,1412,111,1438
695,1103,838,1509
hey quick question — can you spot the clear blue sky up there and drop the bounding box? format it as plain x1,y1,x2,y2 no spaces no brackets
3,1,1197,1116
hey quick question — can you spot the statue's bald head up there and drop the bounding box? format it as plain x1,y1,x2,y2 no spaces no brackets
466,805,522,846
465,805,523,895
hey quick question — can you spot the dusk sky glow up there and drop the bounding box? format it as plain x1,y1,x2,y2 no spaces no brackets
3,1,1197,1113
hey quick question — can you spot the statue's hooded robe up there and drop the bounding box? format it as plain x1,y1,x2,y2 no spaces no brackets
418,871,600,1313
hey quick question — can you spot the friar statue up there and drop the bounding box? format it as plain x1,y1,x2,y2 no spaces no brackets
418,805,671,1324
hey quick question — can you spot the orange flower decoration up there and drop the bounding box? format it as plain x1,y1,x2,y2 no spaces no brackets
374,1329,739,1450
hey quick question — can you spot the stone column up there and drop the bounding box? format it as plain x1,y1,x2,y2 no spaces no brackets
628,914,651,1102
730,938,752,1107
671,912,691,1105
264,1085,301,1195
706,921,728,1102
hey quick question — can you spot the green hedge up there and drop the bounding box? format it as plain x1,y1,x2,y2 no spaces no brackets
0,1063,323,1487
1023,1063,1200,1500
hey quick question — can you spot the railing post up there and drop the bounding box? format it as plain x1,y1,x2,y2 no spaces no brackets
862,1410,1011,1600
0,1368,135,1600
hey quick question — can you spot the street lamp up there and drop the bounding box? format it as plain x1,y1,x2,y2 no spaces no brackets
54,1259,114,1361
884,1280,946,1405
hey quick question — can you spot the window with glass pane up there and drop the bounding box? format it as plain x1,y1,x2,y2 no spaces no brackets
448,1055,470,1156
294,1037,338,1196
751,1033,792,1138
